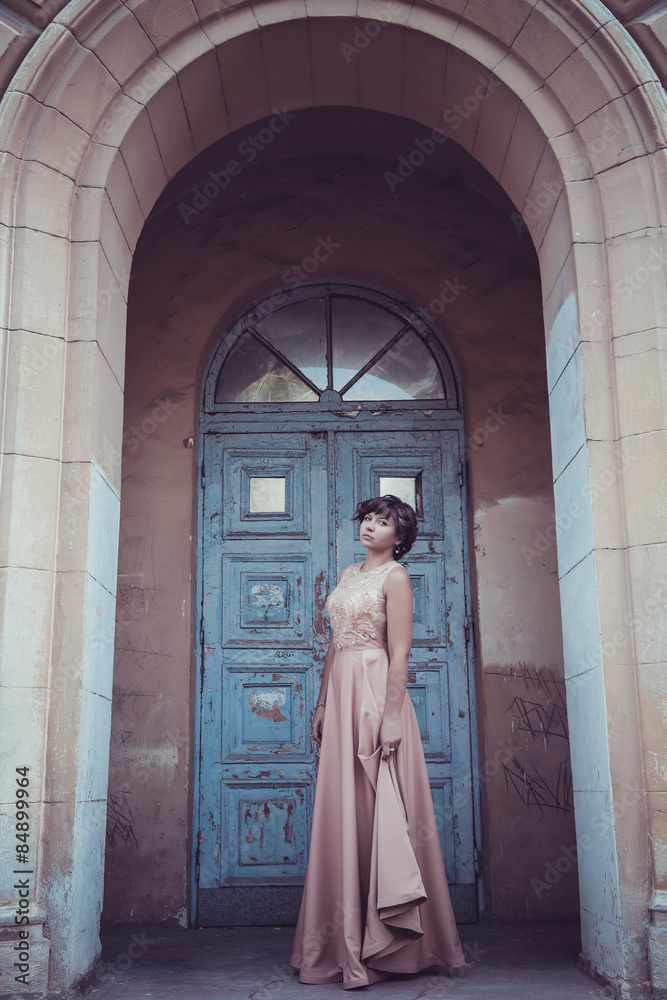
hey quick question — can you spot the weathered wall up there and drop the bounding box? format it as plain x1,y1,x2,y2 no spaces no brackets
103,108,576,924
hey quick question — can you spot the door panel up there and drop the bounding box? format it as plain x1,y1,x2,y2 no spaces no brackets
198,427,477,924
198,432,328,924
335,431,476,912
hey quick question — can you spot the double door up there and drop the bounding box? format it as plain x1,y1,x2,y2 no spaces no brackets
196,426,477,924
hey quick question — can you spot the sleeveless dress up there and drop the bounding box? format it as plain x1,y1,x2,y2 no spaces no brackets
290,560,466,989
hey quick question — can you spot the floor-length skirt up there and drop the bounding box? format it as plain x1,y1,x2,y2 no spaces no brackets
290,645,466,989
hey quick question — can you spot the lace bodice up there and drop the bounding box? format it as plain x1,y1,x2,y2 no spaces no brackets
326,561,403,650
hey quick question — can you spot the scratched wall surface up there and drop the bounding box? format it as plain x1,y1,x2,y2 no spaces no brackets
103,107,576,922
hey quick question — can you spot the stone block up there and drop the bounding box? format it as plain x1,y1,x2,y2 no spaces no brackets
76,691,114,802
61,342,123,489
0,92,90,181
100,189,133,284
71,186,106,243
607,230,667,339
544,280,579,393
145,72,196,181
68,0,156,87
38,28,121,137
499,101,548,214
465,0,532,47
552,443,595,576
357,0,411,25
175,45,229,153
649,922,667,994
59,462,119,584
8,229,68,336
626,542,667,665
597,155,660,240
69,800,107,978
0,454,60,572
592,548,635,670
0,568,53,689
260,18,313,114
118,107,169,217
637,678,667,792
308,15,359,108
575,94,656,178
557,549,602,680
548,343,586,481
523,84,574,142
357,22,404,116
565,178,603,244
647,807,667,882
305,0,358,15
614,328,667,437
580,340,616,441
86,460,122,593
584,440,630,551
618,431,667,548
402,28,447,129
251,0,306,25
571,790,621,926
0,152,20,229
472,79,521,183
549,132,590,184
521,143,563,255
217,29,271,132
90,93,145,153
539,192,574,301
510,4,595,81
77,139,119,192
405,3,461,44
566,671,613,795
123,0,200,51
548,38,626,128
4,329,65,460
651,148,667,229
0,10,35,96
105,151,145,252
570,241,610,344
68,240,129,387
441,46,491,155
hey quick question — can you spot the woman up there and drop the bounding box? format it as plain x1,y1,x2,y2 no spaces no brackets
290,494,466,989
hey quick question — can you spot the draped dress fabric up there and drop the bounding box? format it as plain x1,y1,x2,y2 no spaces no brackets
290,560,466,989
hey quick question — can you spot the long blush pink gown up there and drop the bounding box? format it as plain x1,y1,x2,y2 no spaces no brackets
290,560,466,989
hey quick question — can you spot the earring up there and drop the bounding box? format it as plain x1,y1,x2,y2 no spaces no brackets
393,544,400,556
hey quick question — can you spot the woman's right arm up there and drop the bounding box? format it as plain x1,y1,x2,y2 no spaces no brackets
311,638,335,746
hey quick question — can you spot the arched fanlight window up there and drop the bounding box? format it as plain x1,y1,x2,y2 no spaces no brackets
211,286,457,406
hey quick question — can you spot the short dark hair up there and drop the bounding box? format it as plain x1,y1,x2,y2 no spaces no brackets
352,494,419,561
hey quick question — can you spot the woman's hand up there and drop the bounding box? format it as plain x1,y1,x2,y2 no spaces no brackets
380,716,402,760
311,704,326,746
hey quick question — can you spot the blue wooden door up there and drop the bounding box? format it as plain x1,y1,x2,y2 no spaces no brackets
197,426,478,924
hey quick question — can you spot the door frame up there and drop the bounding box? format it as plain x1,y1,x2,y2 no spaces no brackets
191,283,483,925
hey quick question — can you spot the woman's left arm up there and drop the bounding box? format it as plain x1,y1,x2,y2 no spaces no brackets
380,567,414,759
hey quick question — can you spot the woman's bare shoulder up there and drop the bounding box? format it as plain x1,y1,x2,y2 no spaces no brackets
383,562,412,589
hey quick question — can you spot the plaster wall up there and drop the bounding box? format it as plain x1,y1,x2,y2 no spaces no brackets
103,109,577,925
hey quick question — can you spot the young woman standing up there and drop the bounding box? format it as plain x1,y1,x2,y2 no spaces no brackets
290,494,466,989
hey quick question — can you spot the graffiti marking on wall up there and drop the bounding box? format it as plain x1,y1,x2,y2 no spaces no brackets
106,791,139,849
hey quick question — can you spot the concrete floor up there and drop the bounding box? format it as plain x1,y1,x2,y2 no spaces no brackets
77,920,616,999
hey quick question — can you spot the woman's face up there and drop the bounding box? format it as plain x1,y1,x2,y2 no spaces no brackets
359,510,402,554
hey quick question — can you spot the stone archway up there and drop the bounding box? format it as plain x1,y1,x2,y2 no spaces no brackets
0,1,665,993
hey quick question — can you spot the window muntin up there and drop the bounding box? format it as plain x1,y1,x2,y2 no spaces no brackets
214,291,446,404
